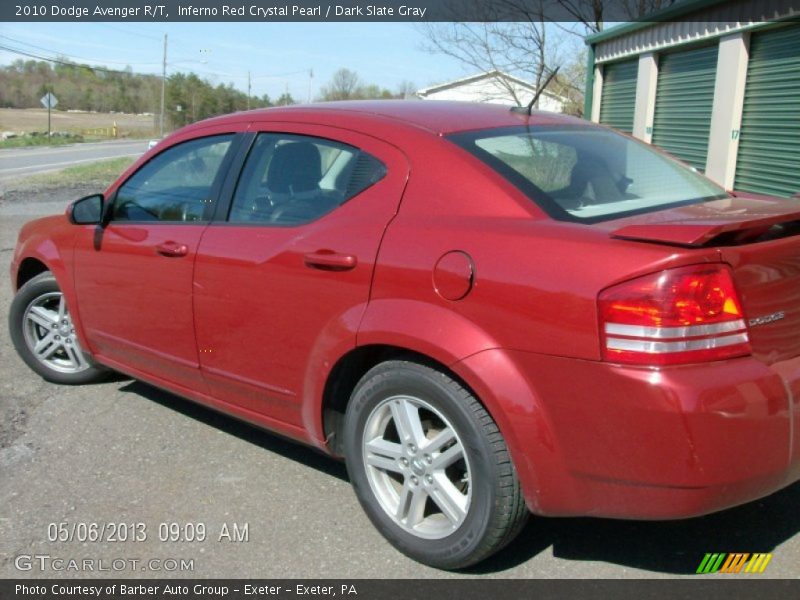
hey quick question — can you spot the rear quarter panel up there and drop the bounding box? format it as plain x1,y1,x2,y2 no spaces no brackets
362,134,724,362
359,133,726,510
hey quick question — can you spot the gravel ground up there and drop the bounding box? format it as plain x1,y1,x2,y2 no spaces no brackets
1,184,799,580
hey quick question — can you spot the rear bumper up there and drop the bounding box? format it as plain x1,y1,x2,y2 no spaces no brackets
453,349,800,519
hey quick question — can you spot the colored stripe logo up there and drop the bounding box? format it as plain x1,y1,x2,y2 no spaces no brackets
696,553,772,574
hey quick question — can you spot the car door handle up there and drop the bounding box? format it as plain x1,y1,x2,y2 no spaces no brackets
304,250,357,271
155,241,189,257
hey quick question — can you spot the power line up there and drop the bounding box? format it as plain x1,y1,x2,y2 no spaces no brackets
1,40,315,102
1,41,224,80
94,25,211,62
95,24,210,55
0,34,161,66
250,70,309,80
165,64,230,79
0,35,74,56
0,43,156,77
161,63,308,82
94,25,216,66
97,24,162,42
1,31,316,87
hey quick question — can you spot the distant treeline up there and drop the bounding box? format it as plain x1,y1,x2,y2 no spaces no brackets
0,59,288,128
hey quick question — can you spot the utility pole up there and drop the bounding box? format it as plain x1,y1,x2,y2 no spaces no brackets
247,71,251,110
159,33,167,137
307,68,313,103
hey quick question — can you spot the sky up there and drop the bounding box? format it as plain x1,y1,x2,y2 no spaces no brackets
0,21,586,103
0,22,473,101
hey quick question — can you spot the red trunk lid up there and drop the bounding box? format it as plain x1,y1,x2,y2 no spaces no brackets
722,229,800,365
605,194,800,364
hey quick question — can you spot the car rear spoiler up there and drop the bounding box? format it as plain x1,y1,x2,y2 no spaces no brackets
611,208,800,247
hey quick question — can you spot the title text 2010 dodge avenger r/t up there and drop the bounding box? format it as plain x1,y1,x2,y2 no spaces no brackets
8,101,800,569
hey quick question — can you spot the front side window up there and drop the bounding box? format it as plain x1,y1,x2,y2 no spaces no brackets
228,133,386,225
449,126,727,223
113,134,234,222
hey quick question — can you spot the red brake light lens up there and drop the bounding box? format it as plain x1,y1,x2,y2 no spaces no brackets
598,264,751,366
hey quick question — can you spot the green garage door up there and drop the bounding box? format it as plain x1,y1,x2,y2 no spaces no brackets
599,60,637,134
651,45,718,172
735,26,800,197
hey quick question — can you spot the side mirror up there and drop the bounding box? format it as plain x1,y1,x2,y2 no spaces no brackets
68,194,104,225
101,194,115,226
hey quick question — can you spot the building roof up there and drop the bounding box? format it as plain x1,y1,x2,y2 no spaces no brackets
585,0,732,44
415,70,565,102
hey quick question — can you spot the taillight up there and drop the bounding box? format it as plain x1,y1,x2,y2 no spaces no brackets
598,264,751,366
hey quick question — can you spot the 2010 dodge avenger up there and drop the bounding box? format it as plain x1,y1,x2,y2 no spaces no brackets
9,101,800,569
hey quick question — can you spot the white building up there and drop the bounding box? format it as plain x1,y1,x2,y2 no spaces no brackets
416,70,566,113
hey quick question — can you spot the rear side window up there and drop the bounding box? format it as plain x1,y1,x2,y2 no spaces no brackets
228,133,386,226
113,135,233,222
450,126,727,223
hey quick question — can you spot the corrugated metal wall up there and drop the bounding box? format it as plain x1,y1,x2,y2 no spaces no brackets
598,60,638,133
651,45,719,171
593,0,797,64
734,25,800,197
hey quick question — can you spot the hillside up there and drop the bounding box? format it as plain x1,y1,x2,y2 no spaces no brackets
0,59,276,131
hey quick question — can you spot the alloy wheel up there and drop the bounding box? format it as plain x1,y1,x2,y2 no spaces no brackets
22,291,89,374
361,394,472,539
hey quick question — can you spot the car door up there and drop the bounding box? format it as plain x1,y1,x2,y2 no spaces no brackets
73,129,241,389
193,124,409,427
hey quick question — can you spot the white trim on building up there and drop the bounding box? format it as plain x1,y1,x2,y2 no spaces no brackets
416,70,567,113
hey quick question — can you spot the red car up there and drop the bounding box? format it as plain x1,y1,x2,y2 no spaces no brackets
8,101,800,569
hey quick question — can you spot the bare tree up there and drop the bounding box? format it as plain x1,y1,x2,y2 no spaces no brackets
318,68,361,101
396,80,417,99
422,14,554,106
422,1,575,110
554,0,678,33
619,0,678,21
316,69,399,101
552,0,606,32
422,0,679,115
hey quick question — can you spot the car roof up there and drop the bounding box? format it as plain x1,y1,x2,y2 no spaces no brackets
195,100,587,136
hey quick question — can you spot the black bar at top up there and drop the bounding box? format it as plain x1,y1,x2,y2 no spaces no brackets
3,0,798,23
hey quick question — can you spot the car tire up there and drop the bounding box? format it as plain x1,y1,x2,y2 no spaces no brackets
343,360,529,569
9,271,107,385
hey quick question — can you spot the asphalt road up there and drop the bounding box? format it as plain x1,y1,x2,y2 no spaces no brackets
0,140,149,184
1,187,799,580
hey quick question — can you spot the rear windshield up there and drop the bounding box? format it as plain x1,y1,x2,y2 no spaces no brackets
448,126,728,223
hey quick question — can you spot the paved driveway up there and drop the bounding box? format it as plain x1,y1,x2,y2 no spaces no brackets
1,188,798,579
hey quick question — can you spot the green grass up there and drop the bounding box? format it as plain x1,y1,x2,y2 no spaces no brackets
19,156,136,187
0,135,84,149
